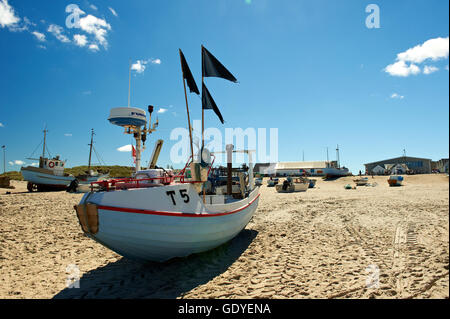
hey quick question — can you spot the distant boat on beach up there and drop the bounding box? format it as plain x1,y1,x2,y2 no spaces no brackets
354,177,369,186
388,175,403,186
276,177,309,193
74,129,109,185
21,129,75,192
267,178,279,187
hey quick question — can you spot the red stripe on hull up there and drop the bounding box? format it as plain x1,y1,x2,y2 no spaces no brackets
97,194,260,218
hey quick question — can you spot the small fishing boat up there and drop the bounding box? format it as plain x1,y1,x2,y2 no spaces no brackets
21,129,75,191
75,129,109,185
388,175,403,187
275,177,309,193
267,178,279,187
354,177,369,186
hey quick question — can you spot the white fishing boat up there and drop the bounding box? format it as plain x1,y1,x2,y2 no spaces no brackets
275,177,309,193
323,145,350,178
21,129,75,191
74,107,259,261
74,48,259,262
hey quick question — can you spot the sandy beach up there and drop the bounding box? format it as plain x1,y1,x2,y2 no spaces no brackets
0,174,448,299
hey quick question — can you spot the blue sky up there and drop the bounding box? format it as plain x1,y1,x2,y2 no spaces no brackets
0,0,448,173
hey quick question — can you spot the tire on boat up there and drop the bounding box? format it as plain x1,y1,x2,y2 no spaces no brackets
27,182,35,192
67,179,79,193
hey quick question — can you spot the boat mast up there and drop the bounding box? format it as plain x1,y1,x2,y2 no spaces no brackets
336,144,340,169
88,129,94,170
42,128,48,158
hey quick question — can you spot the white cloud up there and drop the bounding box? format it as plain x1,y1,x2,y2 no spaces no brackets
13,160,25,165
390,93,404,99
78,14,111,48
82,90,92,95
0,0,20,28
0,122,4,127
397,37,449,64
108,7,118,17
89,4,98,11
385,36,449,77
131,60,149,74
384,60,420,77
37,44,46,50
423,65,439,75
157,108,168,114
131,58,161,74
30,162,38,167
88,43,99,52
64,133,72,137
73,34,87,47
32,31,45,42
8,161,13,165
117,144,132,152
48,24,70,43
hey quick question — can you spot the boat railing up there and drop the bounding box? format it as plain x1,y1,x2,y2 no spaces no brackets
90,155,216,191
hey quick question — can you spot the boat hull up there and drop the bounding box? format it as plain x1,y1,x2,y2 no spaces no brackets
21,167,74,189
77,174,109,185
276,182,309,193
354,178,369,186
388,176,403,187
77,185,260,262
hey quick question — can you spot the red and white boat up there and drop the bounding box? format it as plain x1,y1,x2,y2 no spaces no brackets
75,106,260,262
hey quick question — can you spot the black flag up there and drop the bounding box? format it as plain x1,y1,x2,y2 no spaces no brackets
202,45,238,83
202,83,224,124
179,49,200,95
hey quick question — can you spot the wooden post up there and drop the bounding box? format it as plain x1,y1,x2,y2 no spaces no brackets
179,50,195,161
226,144,234,196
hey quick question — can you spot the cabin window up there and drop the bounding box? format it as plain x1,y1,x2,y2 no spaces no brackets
56,162,59,166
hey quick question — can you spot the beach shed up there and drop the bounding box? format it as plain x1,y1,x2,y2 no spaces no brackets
371,165,386,175
386,163,408,175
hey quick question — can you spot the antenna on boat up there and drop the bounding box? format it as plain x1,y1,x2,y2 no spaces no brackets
128,58,132,108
